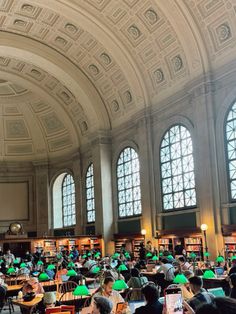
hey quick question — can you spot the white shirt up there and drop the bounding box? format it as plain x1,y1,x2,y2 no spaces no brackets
157,263,175,281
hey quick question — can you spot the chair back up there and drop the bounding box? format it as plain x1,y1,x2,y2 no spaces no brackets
59,281,78,294
46,305,75,314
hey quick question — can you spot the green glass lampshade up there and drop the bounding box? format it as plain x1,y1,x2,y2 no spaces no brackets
38,272,50,281
92,266,101,274
216,256,225,263
20,263,27,268
13,259,19,264
73,285,89,296
37,260,44,266
94,252,101,258
152,255,159,261
69,254,74,258
67,269,77,276
117,264,128,271
47,264,55,270
173,274,188,284
159,252,163,257
124,253,131,259
0,259,4,264
203,270,216,279
167,255,174,261
112,253,120,259
231,255,236,261
113,279,128,291
82,254,87,259
87,253,91,257
190,252,197,259
204,252,210,257
67,262,75,268
7,267,16,274
146,252,152,258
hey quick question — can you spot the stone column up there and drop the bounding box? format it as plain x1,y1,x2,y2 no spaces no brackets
91,135,113,255
34,163,50,237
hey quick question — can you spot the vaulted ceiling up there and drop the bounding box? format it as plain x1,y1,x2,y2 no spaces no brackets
0,0,235,161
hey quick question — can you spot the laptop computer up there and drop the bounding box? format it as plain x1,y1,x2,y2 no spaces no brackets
214,267,224,276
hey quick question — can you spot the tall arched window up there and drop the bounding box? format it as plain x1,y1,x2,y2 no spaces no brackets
62,174,76,227
117,147,142,217
160,125,196,210
225,102,236,200
86,164,95,223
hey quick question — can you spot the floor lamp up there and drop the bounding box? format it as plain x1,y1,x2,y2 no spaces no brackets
201,224,209,262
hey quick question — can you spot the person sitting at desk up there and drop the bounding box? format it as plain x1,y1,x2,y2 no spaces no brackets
156,258,175,283
229,259,236,276
23,277,44,295
134,284,163,314
127,268,148,300
178,256,192,272
83,256,96,269
93,277,130,313
187,276,214,311
93,296,113,314
3,249,15,266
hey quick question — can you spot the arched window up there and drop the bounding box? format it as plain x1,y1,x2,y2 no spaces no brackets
52,172,76,228
117,147,142,217
160,125,196,210
62,174,76,227
225,102,236,200
86,164,95,223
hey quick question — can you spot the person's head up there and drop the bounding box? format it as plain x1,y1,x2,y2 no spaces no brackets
147,241,152,245
188,276,203,294
229,273,236,288
183,270,194,279
24,283,33,294
93,296,113,314
131,268,140,278
195,303,219,314
142,284,159,303
160,258,168,264
214,297,236,314
6,249,10,254
103,277,115,295
178,256,186,264
43,292,56,308
28,278,39,289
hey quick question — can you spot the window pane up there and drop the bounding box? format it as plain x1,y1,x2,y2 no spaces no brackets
226,103,236,200
160,125,196,210
62,174,76,227
117,147,142,217
85,164,95,223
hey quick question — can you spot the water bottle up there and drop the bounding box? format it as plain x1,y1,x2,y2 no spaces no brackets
18,291,23,300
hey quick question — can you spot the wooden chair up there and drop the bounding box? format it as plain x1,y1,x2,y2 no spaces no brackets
46,305,75,314
59,281,78,294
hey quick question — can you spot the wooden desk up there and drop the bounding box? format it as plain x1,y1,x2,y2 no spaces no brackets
203,276,230,295
12,295,43,314
7,284,23,297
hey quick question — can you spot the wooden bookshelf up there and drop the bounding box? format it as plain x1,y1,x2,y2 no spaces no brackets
113,234,144,259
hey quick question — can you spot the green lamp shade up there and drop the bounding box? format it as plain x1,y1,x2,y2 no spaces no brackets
159,252,163,257
69,254,74,258
173,274,188,284
231,256,236,261
73,285,89,296
0,259,4,264
92,266,101,274
13,259,19,264
37,260,44,266
47,264,55,270
113,279,128,291
190,253,197,259
124,253,131,259
7,267,16,274
167,254,174,260
152,255,159,261
87,253,91,257
203,270,216,279
216,256,225,263
67,269,77,276
20,263,27,268
204,252,210,257
94,252,101,258
67,262,75,268
118,264,128,271
146,252,152,258
82,254,87,259
112,253,120,259
38,272,50,281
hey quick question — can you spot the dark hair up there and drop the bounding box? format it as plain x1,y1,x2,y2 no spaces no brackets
94,296,113,314
188,276,203,288
178,256,186,263
230,273,236,287
103,276,114,285
195,303,219,314
161,258,168,264
131,268,140,278
142,284,159,303
214,297,236,314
